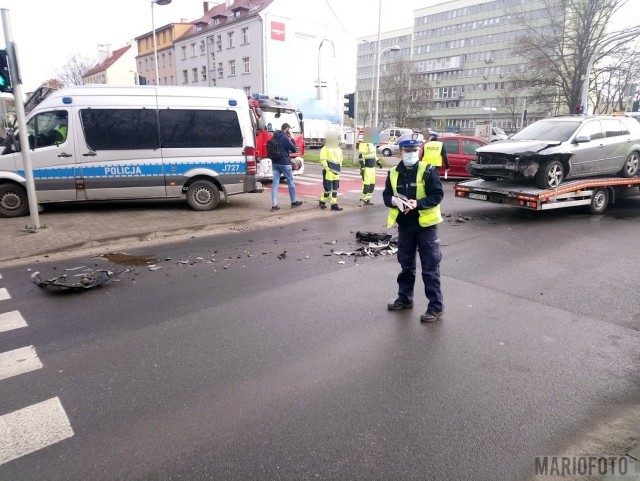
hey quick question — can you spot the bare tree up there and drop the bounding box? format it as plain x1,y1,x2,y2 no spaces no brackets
357,88,373,127
378,59,433,129
515,0,630,113
591,47,640,113
55,53,97,87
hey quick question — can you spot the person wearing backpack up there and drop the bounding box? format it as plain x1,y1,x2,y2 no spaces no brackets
269,123,303,212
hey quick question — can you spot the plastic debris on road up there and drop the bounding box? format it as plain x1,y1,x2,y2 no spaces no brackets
32,269,127,291
330,232,399,259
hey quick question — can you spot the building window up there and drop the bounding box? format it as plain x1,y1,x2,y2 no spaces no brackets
181,46,187,60
208,36,214,44
161,53,165,68
145,58,149,71
162,30,167,43
170,75,174,85
241,27,249,44
201,66,207,81
192,67,198,82
200,40,206,54
227,31,235,48
211,78,217,87
218,62,223,78
182,70,188,84
168,52,172,66
216,35,222,52
242,57,250,74
210,52,215,64
191,43,196,57
146,37,150,49
243,86,251,96
229,60,236,76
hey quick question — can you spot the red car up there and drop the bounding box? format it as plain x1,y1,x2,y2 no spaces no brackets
436,135,488,178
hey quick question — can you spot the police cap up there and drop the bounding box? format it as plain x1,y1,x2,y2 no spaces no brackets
398,139,421,151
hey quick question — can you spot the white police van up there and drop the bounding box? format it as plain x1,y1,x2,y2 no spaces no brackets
0,85,263,217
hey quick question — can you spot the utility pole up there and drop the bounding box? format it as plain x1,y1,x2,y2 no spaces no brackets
352,91,358,162
1,9,41,230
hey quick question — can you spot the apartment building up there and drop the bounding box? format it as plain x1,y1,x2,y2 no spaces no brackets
135,22,193,86
357,0,554,132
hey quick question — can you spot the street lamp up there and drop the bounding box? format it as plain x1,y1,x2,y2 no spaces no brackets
317,38,335,100
373,44,400,128
361,40,376,125
151,0,172,86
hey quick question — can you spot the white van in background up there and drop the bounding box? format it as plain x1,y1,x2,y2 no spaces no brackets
0,85,263,217
379,127,413,144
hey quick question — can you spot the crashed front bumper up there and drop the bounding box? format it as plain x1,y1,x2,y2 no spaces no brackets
467,160,540,179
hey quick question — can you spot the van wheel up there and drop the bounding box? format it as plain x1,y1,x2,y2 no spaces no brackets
0,183,29,218
620,151,639,178
535,160,564,189
186,180,220,211
589,188,609,215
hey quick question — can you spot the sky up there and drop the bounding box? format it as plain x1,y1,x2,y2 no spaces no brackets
0,0,638,91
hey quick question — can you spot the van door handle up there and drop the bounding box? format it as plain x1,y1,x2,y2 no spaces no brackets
58,152,72,158
82,151,97,157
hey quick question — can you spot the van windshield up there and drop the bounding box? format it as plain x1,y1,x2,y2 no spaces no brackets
262,111,301,134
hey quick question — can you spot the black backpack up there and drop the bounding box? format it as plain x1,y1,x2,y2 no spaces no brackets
266,135,281,161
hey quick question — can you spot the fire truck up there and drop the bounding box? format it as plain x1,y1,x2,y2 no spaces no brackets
248,93,305,182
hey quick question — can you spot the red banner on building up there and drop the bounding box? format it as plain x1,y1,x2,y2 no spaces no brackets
271,21,285,41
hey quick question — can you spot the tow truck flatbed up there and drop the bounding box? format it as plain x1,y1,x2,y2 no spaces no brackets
454,177,640,214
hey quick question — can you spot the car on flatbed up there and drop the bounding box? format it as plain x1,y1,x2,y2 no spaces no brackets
467,115,640,189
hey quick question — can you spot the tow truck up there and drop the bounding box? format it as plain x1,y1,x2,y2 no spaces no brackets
248,93,305,182
454,176,640,214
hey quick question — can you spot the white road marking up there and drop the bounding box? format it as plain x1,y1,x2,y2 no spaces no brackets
0,311,28,333
0,346,42,382
0,288,10,301
0,397,74,465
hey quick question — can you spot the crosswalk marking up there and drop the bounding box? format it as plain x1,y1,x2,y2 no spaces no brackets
0,397,74,465
0,311,28,333
0,346,42,382
0,288,10,301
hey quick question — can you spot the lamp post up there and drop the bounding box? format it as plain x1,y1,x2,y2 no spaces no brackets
151,0,172,86
361,40,376,125
373,44,400,128
317,38,335,100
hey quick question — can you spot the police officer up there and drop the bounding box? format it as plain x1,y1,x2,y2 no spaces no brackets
383,137,444,322
319,131,344,211
420,132,450,172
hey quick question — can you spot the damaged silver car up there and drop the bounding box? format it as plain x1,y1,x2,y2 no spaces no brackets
467,116,640,189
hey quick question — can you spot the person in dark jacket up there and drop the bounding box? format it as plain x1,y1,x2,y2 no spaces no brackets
271,123,303,211
383,138,445,322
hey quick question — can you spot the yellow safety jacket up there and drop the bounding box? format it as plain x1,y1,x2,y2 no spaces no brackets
387,162,443,228
320,146,343,180
421,141,444,167
358,142,377,168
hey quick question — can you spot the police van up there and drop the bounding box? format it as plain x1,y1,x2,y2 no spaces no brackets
0,85,263,217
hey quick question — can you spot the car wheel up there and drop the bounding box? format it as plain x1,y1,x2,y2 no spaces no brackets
382,148,392,157
589,188,609,215
0,183,29,218
620,151,640,178
186,180,220,211
535,160,564,189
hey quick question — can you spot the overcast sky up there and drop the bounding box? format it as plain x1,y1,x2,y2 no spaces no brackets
0,0,638,91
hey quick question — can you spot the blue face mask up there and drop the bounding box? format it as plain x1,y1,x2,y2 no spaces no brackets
402,151,419,167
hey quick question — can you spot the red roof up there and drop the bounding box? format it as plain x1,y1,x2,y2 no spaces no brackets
84,45,132,77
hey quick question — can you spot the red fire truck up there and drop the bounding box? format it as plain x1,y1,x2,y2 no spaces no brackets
248,93,305,182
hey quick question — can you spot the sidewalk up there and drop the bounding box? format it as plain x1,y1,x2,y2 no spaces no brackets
0,187,362,265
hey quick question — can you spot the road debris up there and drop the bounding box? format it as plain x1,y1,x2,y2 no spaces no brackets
278,251,287,260
330,232,399,259
32,269,127,291
148,265,163,271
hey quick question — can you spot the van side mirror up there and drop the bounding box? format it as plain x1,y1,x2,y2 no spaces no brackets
575,135,591,144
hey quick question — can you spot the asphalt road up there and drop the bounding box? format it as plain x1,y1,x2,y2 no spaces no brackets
1,186,640,480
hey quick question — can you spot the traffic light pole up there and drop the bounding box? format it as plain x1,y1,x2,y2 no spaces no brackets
1,9,41,230
352,91,358,163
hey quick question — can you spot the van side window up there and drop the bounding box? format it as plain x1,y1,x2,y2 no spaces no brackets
26,111,68,149
159,109,243,148
80,109,160,150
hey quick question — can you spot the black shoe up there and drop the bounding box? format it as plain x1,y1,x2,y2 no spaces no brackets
271,205,280,212
420,310,444,323
319,201,327,209
291,201,303,207
387,298,414,311
362,200,374,206
330,204,343,211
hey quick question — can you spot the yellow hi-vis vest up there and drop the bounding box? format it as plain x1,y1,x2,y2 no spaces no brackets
387,162,443,228
422,141,444,167
320,146,343,173
358,142,377,167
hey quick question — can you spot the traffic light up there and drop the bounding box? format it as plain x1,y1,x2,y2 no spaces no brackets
575,105,584,115
343,92,355,119
0,50,12,93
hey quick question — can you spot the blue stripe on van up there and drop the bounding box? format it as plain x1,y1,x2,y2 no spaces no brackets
17,161,245,179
